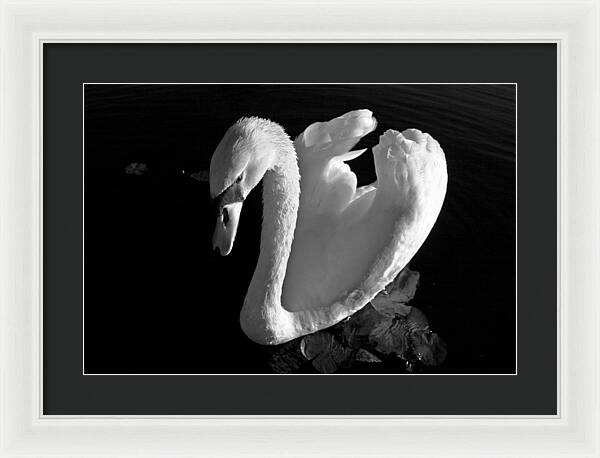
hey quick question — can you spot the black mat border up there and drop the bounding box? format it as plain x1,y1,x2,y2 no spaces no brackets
43,43,557,415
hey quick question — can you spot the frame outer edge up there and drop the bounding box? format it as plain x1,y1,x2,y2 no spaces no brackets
0,0,598,456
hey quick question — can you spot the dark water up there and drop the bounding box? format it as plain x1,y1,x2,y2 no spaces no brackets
84,84,515,374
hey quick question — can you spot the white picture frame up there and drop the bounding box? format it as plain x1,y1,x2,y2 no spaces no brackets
1,0,598,456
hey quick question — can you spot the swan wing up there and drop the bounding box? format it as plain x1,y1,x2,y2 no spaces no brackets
283,110,447,326
293,109,377,220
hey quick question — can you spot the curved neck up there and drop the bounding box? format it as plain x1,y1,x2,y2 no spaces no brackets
240,142,300,344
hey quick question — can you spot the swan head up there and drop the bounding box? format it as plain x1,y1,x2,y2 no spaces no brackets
209,117,278,256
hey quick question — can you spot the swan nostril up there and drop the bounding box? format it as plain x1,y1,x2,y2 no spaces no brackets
222,207,230,226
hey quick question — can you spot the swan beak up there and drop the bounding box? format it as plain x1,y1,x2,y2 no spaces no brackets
213,201,243,256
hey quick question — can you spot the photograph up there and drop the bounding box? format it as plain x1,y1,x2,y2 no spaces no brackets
5,0,600,452
83,83,516,375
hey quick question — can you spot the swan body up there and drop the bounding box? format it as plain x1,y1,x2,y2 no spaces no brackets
210,110,447,345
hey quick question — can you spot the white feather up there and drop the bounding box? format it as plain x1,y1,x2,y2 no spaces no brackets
209,110,448,344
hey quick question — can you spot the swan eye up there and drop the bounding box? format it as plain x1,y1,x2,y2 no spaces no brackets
222,207,230,226
236,173,244,183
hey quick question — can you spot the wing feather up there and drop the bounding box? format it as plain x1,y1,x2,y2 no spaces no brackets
283,110,447,318
294,110,377,218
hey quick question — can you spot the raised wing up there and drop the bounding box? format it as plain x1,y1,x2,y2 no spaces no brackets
293,109,377,221
282,110,447,327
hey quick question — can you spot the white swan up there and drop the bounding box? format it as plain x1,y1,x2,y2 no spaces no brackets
210,110,447,345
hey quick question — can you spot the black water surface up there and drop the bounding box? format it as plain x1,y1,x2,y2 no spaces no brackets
83,84,515,374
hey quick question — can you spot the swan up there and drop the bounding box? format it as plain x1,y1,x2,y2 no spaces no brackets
209,109,447,345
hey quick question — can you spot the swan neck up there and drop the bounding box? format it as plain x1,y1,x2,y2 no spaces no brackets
259,159,299,284
241,142,300,343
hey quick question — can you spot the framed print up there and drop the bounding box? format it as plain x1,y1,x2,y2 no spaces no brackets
48,45,535,416
1,0,599,457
